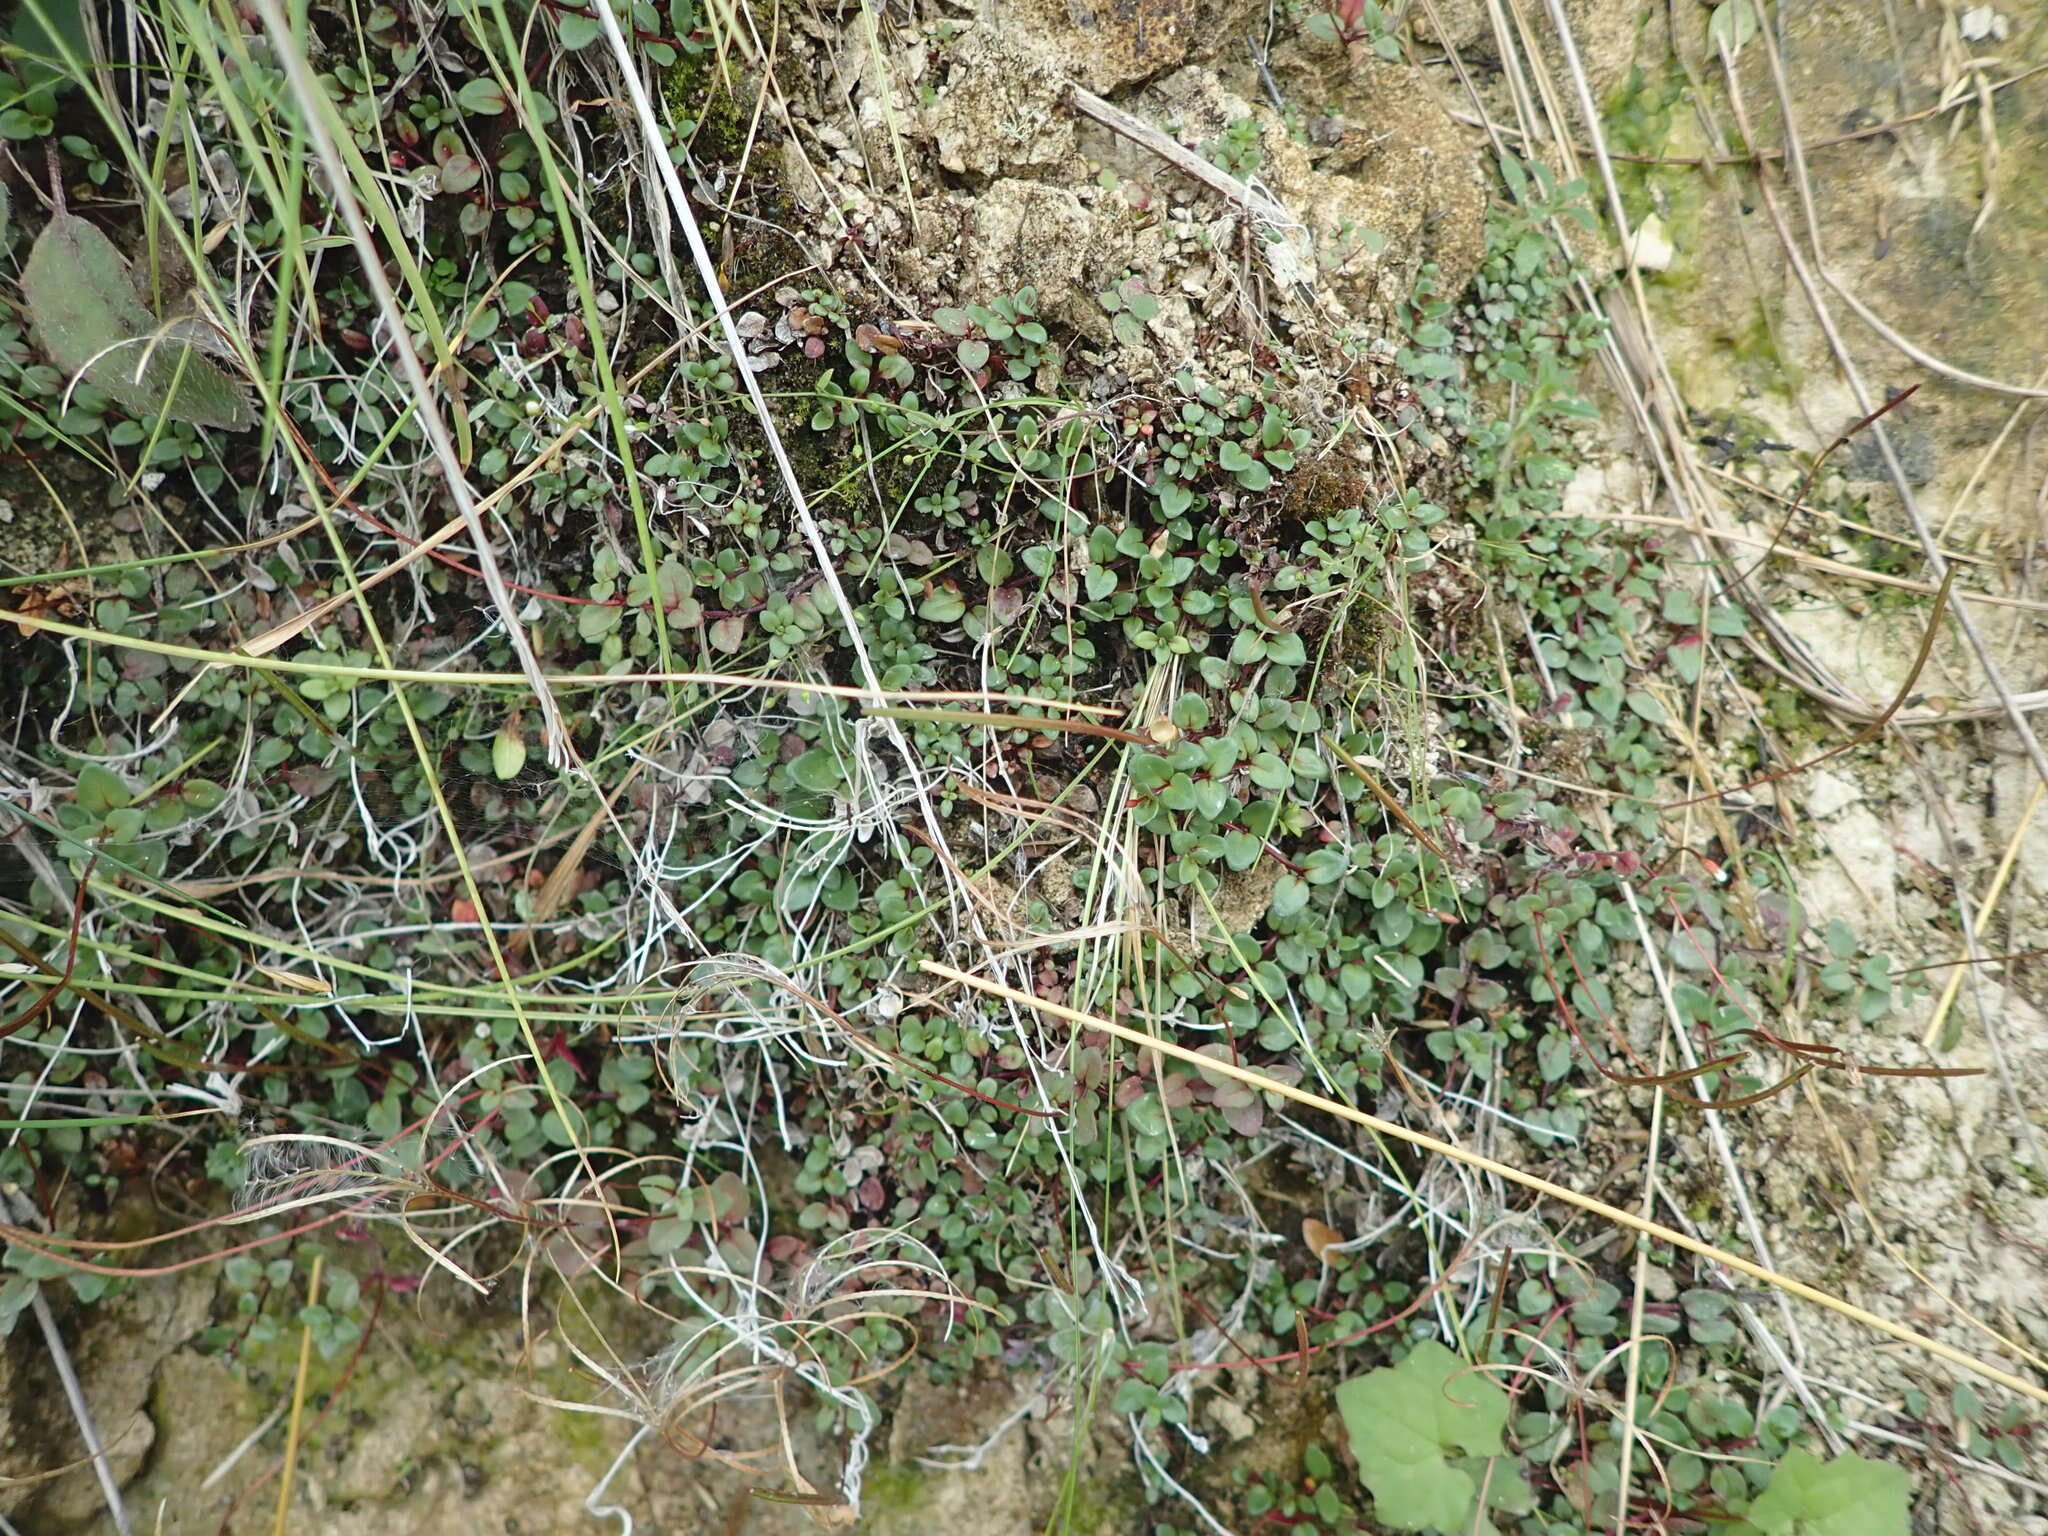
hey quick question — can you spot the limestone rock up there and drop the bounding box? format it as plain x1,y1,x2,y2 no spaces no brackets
1130,55,1488,321
963,179,1097,322
1005,0,1263,93
5,1260,215,1532
929,31,1075,178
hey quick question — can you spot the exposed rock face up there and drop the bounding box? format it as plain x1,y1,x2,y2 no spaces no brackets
1629,0,2048,551
0,1260,214,1532
1249,49,1490,307
772,0,1495,379
908,23,1488,350
4,1257,1131,1536
963,179,1097,322
1003,0,1264,93
929,30,1076,177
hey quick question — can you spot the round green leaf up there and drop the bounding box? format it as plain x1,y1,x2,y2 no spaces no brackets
787,747,846,794
1336,1340,1509,1532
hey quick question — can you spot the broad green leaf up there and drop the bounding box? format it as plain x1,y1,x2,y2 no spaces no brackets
1337,1339,1509,1532
492,722,527,781
73,764,132,816
557,11,603,47
23,211,253,430
1707,0,1759,55
1740,1448,1909,1536
787,747,845,794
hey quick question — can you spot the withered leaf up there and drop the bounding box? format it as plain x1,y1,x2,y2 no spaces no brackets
1302,1217,1348,1266
22,211,254,431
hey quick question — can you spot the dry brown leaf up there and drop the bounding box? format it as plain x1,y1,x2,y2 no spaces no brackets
1302,1216,1347,1266
253,963,333,996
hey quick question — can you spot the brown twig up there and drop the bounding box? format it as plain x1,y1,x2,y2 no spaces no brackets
1661,570,1955,810
1728,385,1920,590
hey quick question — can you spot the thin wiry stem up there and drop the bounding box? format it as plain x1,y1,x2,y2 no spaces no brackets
927,959,2048,1407
247,0,570,766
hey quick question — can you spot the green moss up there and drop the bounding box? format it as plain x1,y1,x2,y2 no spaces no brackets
547,1388,617,1460
1726,300,1801,393
1607,65,1685,223
661,49,750,166
1048,1472,1146,1535
1606,66,1681,160
859,1459,930,1515
1758,679,1836,749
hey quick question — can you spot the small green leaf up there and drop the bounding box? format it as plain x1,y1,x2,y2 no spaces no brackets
1264,631,1307,668
1248,751,1293,792
438,152,482,195
101,806,145,844
1661,586,1702,626
557,11,603,47
457,77,509,114
180,778,226,811
1221,829,1260,870
73,764,132,817
1706,0,1759,55
1110,1377,1155,1415
492,721,527,781
1707,602,1748,637
1625,688,1667,724
918,586,966,623
1268,874,1310,919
